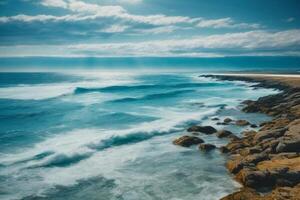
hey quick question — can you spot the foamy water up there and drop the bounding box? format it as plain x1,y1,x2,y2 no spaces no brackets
0,72,278,200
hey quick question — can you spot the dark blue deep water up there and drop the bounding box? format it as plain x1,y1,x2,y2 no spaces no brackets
0,71,279,200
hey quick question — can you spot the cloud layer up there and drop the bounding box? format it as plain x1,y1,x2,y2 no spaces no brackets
1,29,299,57
0,0,299,57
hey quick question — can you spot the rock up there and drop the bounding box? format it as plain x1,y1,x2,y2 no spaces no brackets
260,118,291,131
187,125,217,134
250,124,258,128
191,132,200,136
239,147,262,156
243,153,269,165
199,143,216,151
220,188,262,200
236,168,272,188
275,139,300,153
205,75,300,200
221,184,300,200
235,120,250,126
216,130,234,138
270,153,299,160
224,118,233,123
217,122,228,125
228,135,241,142
257,157,300,172
226,156,244,174
211,117,219,121
253,127,287,143
219,146,230,153
243,130,257,137
226,140,249,153
172,135,204,147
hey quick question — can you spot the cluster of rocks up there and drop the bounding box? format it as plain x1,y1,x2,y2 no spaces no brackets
173,125,218,151
213,117,258,128
202,75,300,200
173,124,239,152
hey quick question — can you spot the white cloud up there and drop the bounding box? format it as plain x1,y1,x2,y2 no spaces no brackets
41,0,68,8
1,29,299,57
11,0,256,29
137,26,178,34
197,17,260,29
100,24,129,33
117,0,142,4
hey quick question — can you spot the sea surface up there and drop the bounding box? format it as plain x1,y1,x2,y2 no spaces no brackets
0,71,279,200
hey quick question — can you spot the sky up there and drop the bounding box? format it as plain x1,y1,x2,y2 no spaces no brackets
0,0,300,57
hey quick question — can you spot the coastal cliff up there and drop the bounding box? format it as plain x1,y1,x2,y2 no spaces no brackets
204,75,300,200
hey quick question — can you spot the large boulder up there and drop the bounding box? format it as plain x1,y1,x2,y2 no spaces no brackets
226,157,244,174
187,125,217,134
220,188,262,200
243,153,269,165
254,127,287,143
219,146,230,153
217,130,233,138
172,135,204,147
235,120,250,126
275,139,300,153
199,143,216,151
224,118,233,123
236,168,272,188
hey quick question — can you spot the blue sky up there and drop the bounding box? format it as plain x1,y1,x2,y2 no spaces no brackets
0,0,300,57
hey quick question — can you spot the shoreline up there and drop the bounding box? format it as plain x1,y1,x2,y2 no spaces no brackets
173,74,300,199
205,74,300,199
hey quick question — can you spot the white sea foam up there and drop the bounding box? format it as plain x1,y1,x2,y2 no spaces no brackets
0,76,138,100
0,106,219,200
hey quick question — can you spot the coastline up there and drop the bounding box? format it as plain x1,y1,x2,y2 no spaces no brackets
173,74,300,199
205,74,300,199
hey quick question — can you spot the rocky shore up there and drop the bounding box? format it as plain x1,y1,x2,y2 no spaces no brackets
173,74,300,199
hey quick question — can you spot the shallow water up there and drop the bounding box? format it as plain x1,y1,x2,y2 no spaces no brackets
0,72,278,200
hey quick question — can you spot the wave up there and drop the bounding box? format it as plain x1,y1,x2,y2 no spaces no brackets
0,107,218,167
0,84,74,100
108,89,195,103
74,82,223,94
29,152,93,168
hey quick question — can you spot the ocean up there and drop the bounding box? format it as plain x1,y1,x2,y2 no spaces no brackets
0,69,280,200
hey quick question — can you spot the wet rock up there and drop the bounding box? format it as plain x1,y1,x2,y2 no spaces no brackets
224,118,233,123
217,122,228,125
228,135,241,142
250,124,258,128
219,146,230,153
211,117,219,121
172,135,204,147
235,120,250,126
226,140,249,153
236,168,272,188
226,156,244,174
199,143,216,151
216,130,234,138
187,125,217,134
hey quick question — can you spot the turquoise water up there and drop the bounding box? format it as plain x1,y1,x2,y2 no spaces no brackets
1,57,300,73
0,71,278,200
